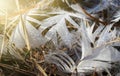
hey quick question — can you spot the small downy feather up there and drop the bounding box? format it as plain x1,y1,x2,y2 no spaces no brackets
10,12,46,49
45,23,120,74
39,10,86,47
112,10,120,22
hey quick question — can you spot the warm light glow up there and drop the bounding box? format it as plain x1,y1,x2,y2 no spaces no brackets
0,0,39,16
0,0,39,24
0,0,16,14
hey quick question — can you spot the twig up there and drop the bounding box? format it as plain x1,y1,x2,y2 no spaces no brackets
32,59,48,76
72,0,107,25
93,38,120,50
0,63,36,76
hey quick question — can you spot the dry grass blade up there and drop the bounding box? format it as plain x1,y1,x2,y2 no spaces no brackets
33,59,48,76
15,0,31,50
72,0,107,25
0,0,119,76
0,63,36,76
17,0,30,50
20,17,31,50
104,68,112,76
0,11,8,59
15,0,20,12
